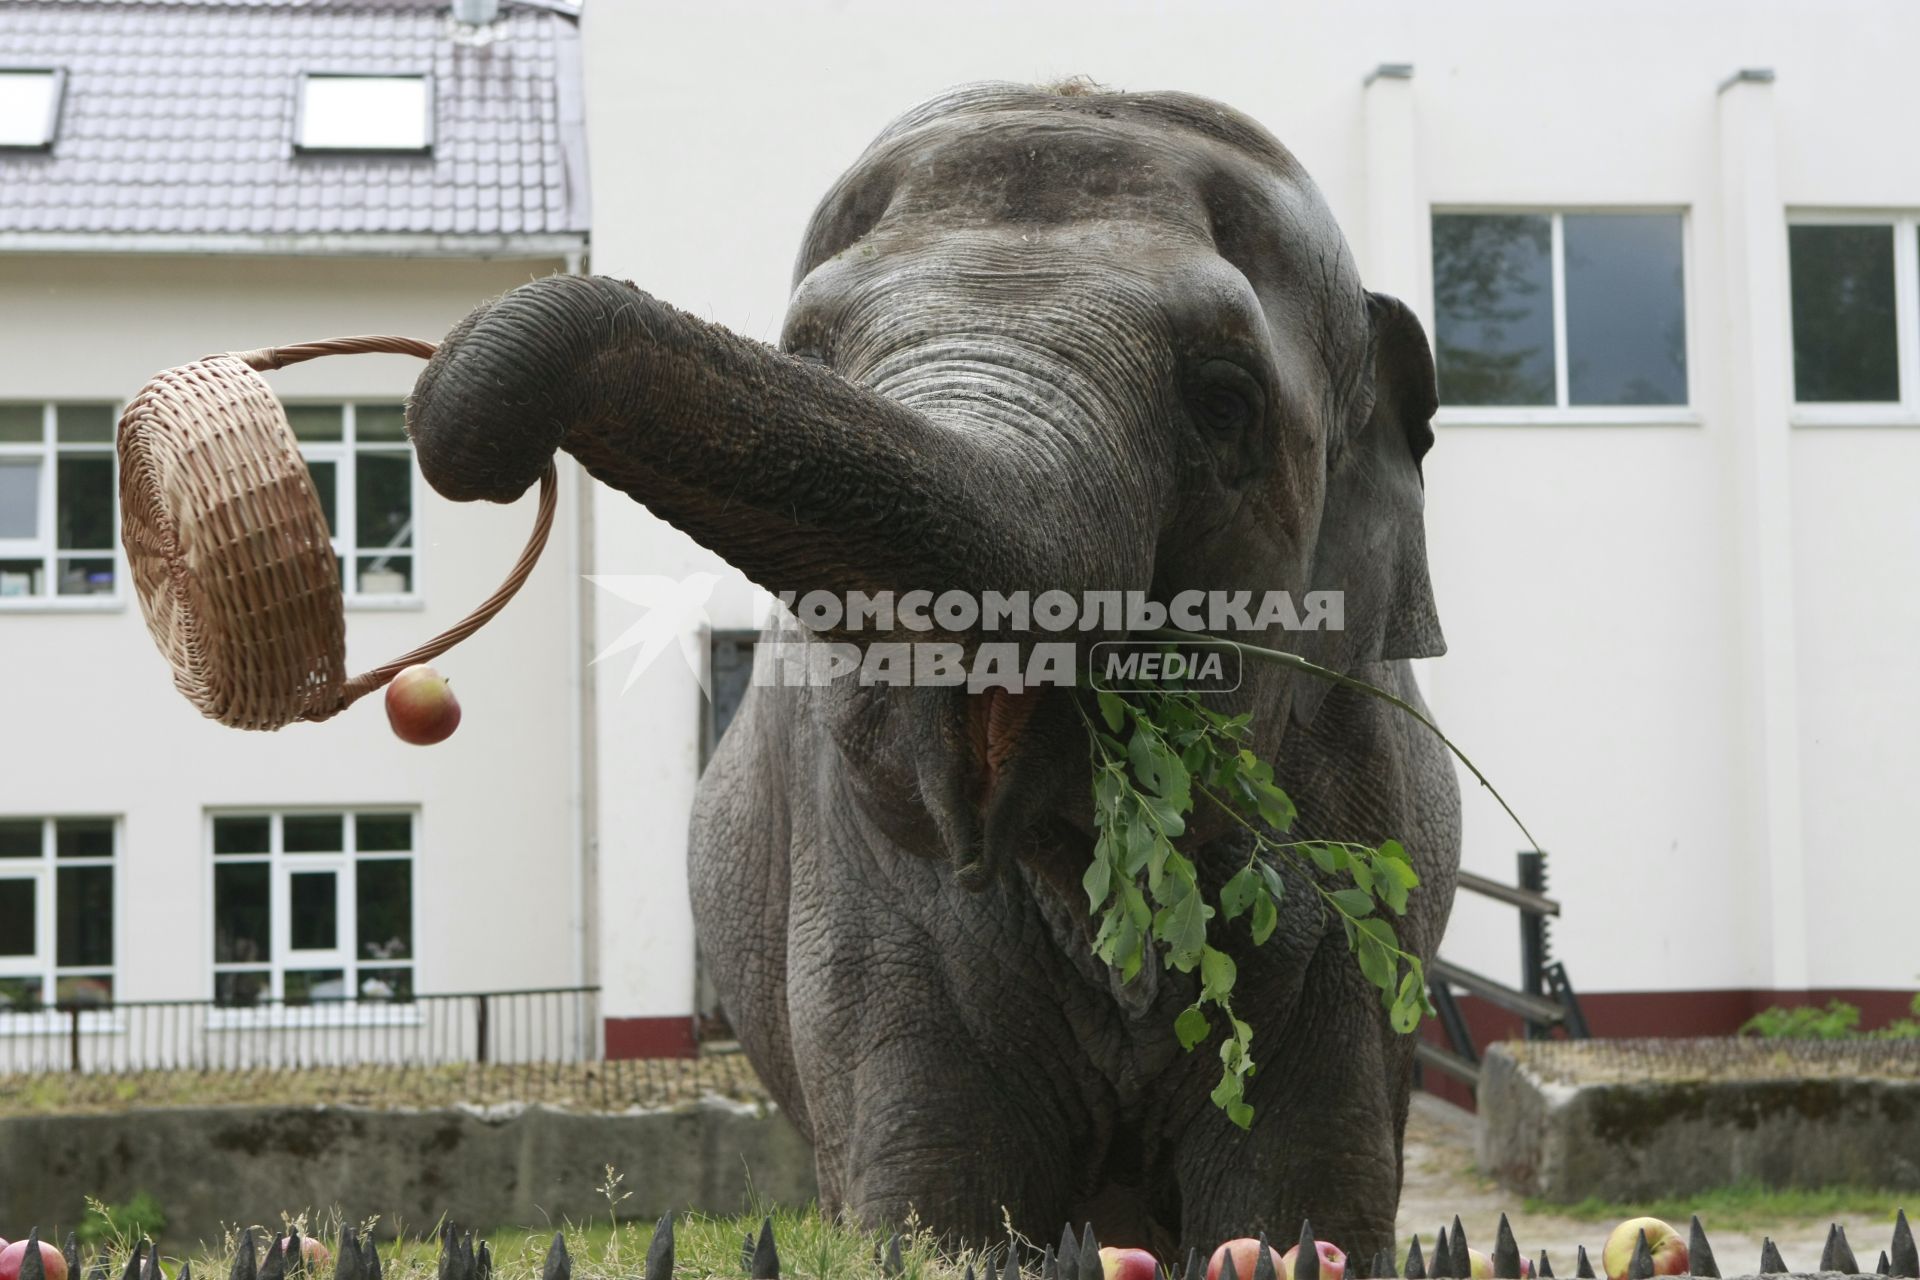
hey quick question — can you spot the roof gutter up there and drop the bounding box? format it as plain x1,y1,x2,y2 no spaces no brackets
0,231,589,259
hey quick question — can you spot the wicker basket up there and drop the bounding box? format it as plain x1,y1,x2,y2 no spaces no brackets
117,335,555,732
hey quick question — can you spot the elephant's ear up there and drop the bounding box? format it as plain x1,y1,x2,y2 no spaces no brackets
1291,291,1445,725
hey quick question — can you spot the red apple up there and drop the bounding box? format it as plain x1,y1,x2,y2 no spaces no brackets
1465,1251,1535,1279
0,1240,69,1280
385,664,462,745
277,1238,330,1270
1282,1241,1347,1280
1209,1240,1286,1280
1100,1247,1159,1280
1601,1219,1686,1280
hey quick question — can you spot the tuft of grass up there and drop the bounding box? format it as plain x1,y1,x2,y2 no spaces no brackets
1529,1181,1916,1232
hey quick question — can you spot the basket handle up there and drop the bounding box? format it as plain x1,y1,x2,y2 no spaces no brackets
231,336,559,716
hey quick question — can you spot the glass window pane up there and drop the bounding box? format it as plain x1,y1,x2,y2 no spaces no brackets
0,559,43,597
306,459,337,534
356,405,409,442
357,859,412,961
1564,214,1688,405
0,458,41,539
1789,224,1899,403
356,814,411,852
356,554,412,595
284,814,343,853
55,405,115,443
214,862,269,963
299,76,429,152
0,879,35,956
290,871,338,950
215,970,269,1007
55,819,112,858
285,406,343,442
1432,213,1556,406
285,969,347,1004
0,821,39,858
55,975,112,1005
0,976,42,1010
0,405,41,443
56,557,115,596
355,452,412,548
358,966,413,1002
56,865,112,967
212,815,270,855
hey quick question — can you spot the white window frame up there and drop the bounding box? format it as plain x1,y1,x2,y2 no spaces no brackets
206,808,419,1028
292,402,423,610
0,817,118,1029
1430,206,1701,428
1786,211,1920,428
0,402,124,612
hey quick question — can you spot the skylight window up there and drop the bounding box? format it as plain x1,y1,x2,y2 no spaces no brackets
296,74,432,153
0,70,65,150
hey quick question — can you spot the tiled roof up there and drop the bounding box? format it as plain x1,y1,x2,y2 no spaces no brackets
0,0,588,243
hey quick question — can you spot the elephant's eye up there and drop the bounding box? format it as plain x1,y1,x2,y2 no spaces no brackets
1186,359,1265,437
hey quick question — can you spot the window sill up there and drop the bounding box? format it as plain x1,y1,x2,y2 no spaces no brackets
344,595,426,613
1434,407,1702,428
1790,406,1920,428
0,595,126,613
0,1010,124,1036
207,1004,423,1030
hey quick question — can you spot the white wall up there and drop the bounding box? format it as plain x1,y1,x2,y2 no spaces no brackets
0,254,586,1003
581,0,1920,1019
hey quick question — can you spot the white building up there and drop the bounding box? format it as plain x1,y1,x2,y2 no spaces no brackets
4,0,1917,1070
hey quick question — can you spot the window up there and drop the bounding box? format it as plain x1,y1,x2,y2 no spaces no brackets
0,69,64,150
0,818,115,1010
296,74,431,153
289,404,417,599
1788,218,1920,416
210,811,415,1006
1431,211,1690,417
0,403,118,601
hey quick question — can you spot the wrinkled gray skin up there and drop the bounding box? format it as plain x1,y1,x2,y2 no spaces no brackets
406,84,1460,1256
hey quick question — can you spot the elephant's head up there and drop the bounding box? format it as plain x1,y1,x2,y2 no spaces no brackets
407,82,1443,883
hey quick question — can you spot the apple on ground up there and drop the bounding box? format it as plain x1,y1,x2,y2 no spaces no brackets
1208,1240,1287,1280
1100,1247,1159,1280
1283,1240,1348,1280
279,1238,331,1269
1465,1250,1534,1279
385,663,462,745
0,1239,70,1280
1601,1218,1687,1280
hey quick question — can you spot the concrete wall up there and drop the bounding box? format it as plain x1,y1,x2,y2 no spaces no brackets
0,254,589,1003
578,0,1920,1026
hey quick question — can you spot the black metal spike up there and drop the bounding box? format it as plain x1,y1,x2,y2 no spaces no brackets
1574,1246,1593,1280
360,1238,380,1280
261,1237,285,1280
22,1231,46,1280
1290,1226,1315,1280
476,1242,492,1280
433,1230,452,1280
89,1253,110,1280
334,1229,362,1280
1041,1245,1058,1280
1058,1226,1080,1280
741,1234,755,1275
1759,1238,1787,1275
63,1236,80,1280
1183,1248,1202,1280
1405,1236,1426,1280
1011,1242,1029,1280
750,1216,778,1280
1080,1226,1102,1280
121,1241,148,1280
145,1242,165,1280
966,1266,977,1280
1431,1229,1451,1280
1493,1216,1521,1280
1449,1219,1470,1280
1377,1246,1399,1280
885,1238,906,1280
1823,1225,1859,1276
542,1235,570,1280
179,1265,192,1280
232,1229,259,1280
645,1214,673,1280
1894,1213,1919,1280
1221,1249,1242,1280
1880,1253,1893,1277
289,1230,308,1280
1537,1253,1553,1280
1686,1218,1718,1280
1626,1231,1653,1280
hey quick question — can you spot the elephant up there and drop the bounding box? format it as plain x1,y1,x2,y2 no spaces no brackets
406,82,1462,1257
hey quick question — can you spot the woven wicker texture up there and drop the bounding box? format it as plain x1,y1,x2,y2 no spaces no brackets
117,336,555,732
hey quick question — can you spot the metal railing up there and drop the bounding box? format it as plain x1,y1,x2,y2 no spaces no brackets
0,986,599,1074
1416,850,1589,1091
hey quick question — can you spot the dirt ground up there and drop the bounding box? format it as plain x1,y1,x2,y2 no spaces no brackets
1395,1093,1906,1274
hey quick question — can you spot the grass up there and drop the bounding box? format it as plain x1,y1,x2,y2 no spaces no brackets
1527,1181,1916,1232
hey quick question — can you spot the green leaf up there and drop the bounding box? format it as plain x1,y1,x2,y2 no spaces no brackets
1226,1099,1255,1130
1175,1004,1211,1050
1123,809,1157,876
1354,919,1396,991
1142,794,1186,838
1378,838,1410,863
1251,780,1296,832
1097,690,1127,733
1082,854,1112,915
1249,891,1278,945
1255,860,1286,906
1220,867,1260,921
1308,843,1342,874
1156,889,1212,971
1347,855,1376,898
1391,970,1423,1033
1330,887,1375,918
1200,946,1237,1002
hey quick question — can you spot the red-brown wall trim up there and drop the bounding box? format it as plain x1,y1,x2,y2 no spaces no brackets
1419,987,1919,1111
605,1015,700,1059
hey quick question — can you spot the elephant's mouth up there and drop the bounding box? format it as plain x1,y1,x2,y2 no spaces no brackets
967,684,1043,801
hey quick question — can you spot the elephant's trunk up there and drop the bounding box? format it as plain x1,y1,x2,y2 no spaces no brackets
406,274,1136,627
